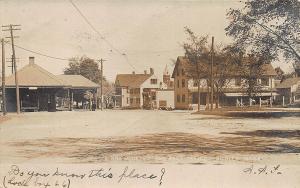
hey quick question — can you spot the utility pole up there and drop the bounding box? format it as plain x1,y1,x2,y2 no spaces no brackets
2,24,21,114
1,39,7,115
210,36,214,111
97,58,106,111
7,55,18,74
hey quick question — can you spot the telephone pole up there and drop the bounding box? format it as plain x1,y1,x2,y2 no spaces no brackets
2,24,21,114
6,55,19,74
210,36,214,111
1,39,7,115
97,58,106,111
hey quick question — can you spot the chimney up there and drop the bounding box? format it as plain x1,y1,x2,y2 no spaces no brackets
150,68,154,75
29,56,35,65
132,71,135,75
144,70,147,74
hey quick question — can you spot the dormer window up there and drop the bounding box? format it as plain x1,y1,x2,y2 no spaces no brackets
150,79,157,84
261,77,269,86
235,78,241,86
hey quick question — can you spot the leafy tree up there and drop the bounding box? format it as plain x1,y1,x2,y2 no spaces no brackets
240,54,265,98
226,0,300,63
224,46,268,100
64,56,105,84
183,27,210,111
213,47,238,108
183,28,235,110
275,67,285,80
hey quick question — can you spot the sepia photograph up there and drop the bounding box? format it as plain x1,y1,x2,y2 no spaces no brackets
0,0,299,187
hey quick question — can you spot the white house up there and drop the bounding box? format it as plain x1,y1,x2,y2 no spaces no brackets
115,68,174,109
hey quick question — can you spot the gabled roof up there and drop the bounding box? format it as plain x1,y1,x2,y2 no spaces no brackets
171,56,193,78
56,75,100,89
276,77,300,89
6,63,64,88
172,56,277,78
115,74,152,88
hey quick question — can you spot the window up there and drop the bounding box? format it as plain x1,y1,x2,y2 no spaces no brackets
177,80,180,88
136,98,140,104
127,97,129,104
130,98,133,104
182,94,185,103
134,88,140,94
235,78,241,86
177,95,181,103
261,78,269,86
182,69,184,76
150,79,157,84
130,89,134,94
152,95,156,100
193,81,198,87
182,79,185,88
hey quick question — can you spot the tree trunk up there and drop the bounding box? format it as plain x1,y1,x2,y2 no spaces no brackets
216,92,220,109
197,80,201,112
216,88,219,109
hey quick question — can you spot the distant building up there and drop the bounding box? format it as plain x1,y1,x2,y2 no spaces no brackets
115,67,174,109
171,56,278,110
275,63,300,105
276,77,300,104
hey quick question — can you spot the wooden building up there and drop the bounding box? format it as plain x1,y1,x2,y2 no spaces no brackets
171,56,278,110
3,57,99,112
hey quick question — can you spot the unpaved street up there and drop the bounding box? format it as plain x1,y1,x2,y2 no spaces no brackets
0,110,299,164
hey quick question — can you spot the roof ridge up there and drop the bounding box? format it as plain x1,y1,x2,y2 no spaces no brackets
31,63,64,85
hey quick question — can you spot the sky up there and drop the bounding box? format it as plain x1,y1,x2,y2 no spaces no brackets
0,0,293,81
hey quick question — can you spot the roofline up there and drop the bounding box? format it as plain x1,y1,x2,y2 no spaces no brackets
4,85,99,89
5,85,65,88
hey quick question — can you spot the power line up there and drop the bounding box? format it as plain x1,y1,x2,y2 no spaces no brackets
68,0,136,70
4,41,70,61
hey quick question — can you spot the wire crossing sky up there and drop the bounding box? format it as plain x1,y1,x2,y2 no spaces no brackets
3,0,290,81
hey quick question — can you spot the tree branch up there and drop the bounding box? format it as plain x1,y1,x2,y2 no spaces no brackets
247,15,300,61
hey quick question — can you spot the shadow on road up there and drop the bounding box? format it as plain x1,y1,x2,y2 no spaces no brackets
7,132,300,163
221,130,300,139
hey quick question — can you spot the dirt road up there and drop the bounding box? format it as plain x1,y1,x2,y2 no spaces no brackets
1,110,299,164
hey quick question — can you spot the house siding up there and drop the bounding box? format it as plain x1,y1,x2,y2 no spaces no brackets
174,63,189,109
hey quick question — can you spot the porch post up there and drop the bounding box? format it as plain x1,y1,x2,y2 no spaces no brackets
270,96,273,107
68,89,71,111
270,76,273,107
282,96,285,106
294,96,296,103
259,97,261,108
71,90,73,111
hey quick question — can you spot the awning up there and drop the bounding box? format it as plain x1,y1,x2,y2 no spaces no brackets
225,92,279,97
